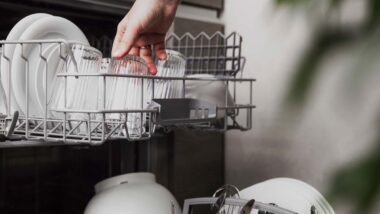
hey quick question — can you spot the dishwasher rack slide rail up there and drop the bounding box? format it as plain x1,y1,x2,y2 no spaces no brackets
0,34,254,147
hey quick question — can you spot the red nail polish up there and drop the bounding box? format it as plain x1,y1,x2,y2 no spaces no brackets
149,66,157,75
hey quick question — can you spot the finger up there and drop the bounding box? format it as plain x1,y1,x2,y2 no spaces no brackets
140,47,157,75
154,42,167,60
111,22,125,57
112,22,139,58
135,33,165,47
128,46,140,56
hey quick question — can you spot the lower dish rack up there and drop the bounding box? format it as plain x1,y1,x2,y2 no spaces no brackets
0,32,255,147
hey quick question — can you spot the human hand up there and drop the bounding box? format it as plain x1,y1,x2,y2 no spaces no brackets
112,0,179,75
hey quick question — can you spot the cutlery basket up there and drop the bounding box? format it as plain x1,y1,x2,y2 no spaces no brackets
183,184,297,214
183,197,298,214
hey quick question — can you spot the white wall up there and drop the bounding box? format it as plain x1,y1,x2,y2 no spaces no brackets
222,1,380,213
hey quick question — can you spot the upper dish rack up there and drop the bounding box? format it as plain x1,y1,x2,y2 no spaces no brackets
0,32,255,147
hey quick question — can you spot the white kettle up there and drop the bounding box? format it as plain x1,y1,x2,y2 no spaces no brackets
84,172,182,214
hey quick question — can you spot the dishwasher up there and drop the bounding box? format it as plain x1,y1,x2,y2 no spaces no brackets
0,29,259,214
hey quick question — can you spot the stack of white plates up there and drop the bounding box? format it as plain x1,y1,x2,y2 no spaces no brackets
0,13,89,117
239,178,335,214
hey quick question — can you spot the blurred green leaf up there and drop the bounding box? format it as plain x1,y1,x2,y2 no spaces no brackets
367,0,380,30
327,138,380,213
285,28,358,107
330,0,343,6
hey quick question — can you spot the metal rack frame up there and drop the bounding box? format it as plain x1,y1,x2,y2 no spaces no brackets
0,32,255,147
166,32,243,76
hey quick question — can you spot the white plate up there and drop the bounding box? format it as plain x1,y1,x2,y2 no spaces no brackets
262,178,326,214
1,13,51,113
239,179,315,214
278,178,335,214
11,16,89,116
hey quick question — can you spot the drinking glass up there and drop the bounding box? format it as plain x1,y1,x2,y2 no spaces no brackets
49,44,102,113
48,44,102,135
107,55,148,138
148,50,186,99
69,44,102,110
100,58,111,72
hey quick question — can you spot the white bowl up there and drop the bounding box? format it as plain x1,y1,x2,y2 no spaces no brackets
84,173,181,214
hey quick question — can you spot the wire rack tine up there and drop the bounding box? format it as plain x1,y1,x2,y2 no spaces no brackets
165,32,243,76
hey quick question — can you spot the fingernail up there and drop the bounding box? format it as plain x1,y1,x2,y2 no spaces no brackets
149,65,157,75
158,52,167,60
